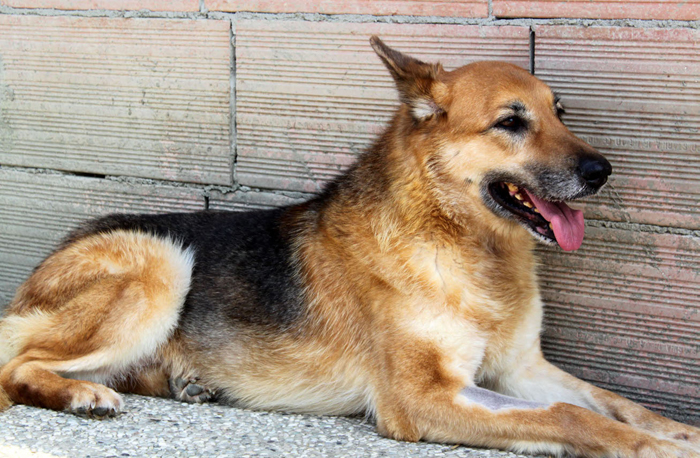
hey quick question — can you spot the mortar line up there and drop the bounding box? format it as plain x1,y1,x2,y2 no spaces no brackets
0,7,698,29
585,219,700,238
0,6,207,19
529,26,535,74
0,164,314,200
229,17,238,189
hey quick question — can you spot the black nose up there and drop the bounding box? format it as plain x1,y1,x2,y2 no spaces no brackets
577,155,612,188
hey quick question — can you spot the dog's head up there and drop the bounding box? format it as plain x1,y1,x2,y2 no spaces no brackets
371,37,611,251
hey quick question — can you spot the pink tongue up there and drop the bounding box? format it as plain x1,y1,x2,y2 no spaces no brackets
524,190,585,251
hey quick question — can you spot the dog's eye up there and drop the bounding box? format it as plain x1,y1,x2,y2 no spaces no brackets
495,116,525,132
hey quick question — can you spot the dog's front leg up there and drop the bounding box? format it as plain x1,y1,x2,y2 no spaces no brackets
373,345,698,458
376,382,696,457
489,346,700,453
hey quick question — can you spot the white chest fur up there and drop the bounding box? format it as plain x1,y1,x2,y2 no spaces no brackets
400,242,545,386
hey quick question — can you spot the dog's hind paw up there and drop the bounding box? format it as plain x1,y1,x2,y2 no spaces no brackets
68,383,123,420
169,377,215,403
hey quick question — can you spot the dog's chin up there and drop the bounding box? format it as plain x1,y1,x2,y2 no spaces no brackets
481,178,605,251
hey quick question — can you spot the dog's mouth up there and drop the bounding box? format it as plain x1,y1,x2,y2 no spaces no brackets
487,182,584,251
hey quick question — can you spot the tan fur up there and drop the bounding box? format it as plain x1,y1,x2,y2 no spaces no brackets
0,37,698,457
0,231,193,416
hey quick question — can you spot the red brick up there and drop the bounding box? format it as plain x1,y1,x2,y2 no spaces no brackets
537,224,700,423
494,1,700,20
207,0,488,17
533,26,700,230
2,0,200,11
235,20,530,193
0,15,232,185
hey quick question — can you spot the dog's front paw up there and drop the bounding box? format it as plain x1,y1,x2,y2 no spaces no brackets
169,376,215,403
669,425,700,453
633,437,700,458
649,418,700,453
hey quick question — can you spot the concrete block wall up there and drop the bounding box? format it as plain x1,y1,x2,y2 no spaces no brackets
0,1,698,424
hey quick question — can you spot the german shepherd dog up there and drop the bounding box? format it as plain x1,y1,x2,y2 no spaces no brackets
0,37,698,457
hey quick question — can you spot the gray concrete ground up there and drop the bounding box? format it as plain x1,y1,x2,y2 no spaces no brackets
0,395,545,458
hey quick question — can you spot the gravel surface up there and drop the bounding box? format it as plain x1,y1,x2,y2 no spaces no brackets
0,395,545,458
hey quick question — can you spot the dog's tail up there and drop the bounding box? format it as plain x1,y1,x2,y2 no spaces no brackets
0,317,15,411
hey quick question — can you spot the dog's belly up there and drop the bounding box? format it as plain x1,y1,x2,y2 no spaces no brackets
190,335,373,416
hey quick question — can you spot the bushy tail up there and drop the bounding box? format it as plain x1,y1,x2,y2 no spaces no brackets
0,317,15,411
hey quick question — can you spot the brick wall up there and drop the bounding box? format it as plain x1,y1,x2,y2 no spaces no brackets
0,1,698,424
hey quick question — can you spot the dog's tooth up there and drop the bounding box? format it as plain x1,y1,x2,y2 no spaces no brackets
533,208,540,213
549,223,553,229
506,183,518,193
514,193,524,201
523,201,533,208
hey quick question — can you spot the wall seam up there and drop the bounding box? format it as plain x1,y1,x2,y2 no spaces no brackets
529,26,535,74
0,7,698,29
229,16,238,189
0,164,311,199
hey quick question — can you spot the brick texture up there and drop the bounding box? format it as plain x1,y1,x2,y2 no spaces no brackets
0,16,232,185
235,20,530,192
1,0,200,11
537,225,700,424
0,168,205,305
533,26,700,230
533,26,700,423
494,0,700,20
206,0,488,17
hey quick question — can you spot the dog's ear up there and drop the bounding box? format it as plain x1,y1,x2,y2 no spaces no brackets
370,36,447,121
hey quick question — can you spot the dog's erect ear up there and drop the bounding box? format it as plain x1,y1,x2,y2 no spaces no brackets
370,36,447,121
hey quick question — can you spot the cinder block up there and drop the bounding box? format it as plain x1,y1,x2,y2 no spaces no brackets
209,189,309,211
0,168,205,306
2,0,200,11
538,225,700,423
236,20,530,192
494,1,700,20
207,0,488,16
0,16,232,185
533,26,700,230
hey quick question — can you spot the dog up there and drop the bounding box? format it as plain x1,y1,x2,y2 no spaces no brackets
0,37,698,458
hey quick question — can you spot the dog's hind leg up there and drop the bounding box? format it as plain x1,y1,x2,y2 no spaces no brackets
0,231,193,418
0,351,125,419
